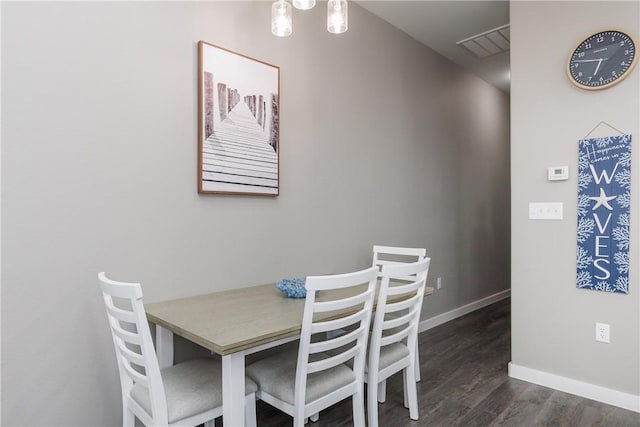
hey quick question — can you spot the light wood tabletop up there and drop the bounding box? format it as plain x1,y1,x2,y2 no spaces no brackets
145,282,434,356
147,283,306,356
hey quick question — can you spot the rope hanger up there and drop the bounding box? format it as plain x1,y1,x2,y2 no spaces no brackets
582,121,627,140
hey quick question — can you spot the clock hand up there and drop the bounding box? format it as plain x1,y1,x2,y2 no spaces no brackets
573,59,603,63
594,58,603,76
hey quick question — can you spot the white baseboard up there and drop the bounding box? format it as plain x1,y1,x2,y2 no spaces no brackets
419,288,510,333
509,363,640,413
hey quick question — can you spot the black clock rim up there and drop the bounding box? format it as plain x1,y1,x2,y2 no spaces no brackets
566,28,639,90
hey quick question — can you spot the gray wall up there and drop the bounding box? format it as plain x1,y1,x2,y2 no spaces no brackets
1,2,510,425
511,1,639,396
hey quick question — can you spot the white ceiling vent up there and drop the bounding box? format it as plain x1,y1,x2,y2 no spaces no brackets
457,24,510,59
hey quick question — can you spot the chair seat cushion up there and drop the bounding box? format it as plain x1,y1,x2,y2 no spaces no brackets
130,358,257,424
329,341,410,373
374,342,410,371
246,350,356,406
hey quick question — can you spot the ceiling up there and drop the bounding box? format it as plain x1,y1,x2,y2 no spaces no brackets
357,1,511,93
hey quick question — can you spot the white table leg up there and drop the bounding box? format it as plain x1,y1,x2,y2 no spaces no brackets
222,352,245,426
156,325,174,369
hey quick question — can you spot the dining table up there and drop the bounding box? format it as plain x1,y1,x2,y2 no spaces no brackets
145,280,434,426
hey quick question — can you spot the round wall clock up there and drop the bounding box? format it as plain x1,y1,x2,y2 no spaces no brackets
567,29,638,90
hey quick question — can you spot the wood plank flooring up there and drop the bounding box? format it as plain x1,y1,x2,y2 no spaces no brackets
242,297,639,426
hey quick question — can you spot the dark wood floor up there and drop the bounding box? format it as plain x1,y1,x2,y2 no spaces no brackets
248,298,639,427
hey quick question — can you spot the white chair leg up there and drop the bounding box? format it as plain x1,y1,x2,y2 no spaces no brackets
377,380,386,403
405,366,419,420
310,413,319,422
245,393,257,427
122,405,135,427
367,380,380,427
414,342,421,382
403,371,409,408
352,385,366,427
295,405,306,427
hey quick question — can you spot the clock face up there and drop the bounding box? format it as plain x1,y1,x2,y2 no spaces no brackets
568,30,638,90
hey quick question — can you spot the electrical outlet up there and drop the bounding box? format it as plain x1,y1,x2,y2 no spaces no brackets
437,277,442,289
595,323,610,343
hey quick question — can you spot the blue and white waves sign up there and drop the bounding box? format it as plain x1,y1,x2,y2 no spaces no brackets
577,134,632,294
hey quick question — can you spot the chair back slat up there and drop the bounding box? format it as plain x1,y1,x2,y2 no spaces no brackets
100,275,144,299
307,346,359,374
386,293,421,314
375,260,408,268
387,279,423,296
380,327,412,348
310,307,369,334
373,245,426,258
99,272,168,425
305,267,379,291
381,310,413,330
308,327,362,354
121,358,149,386
381,259,428,281
111,324,142,346
294,266,378,414
105,303,139,323
115,338,146,366
314,291,370,312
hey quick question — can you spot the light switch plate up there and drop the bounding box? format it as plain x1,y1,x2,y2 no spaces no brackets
529,202,563,220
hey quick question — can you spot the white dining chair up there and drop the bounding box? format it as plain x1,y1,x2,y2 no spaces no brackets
246,266,379,427
373,245,427,280
98,272,258,427
372,245,426,386
367,258,430,427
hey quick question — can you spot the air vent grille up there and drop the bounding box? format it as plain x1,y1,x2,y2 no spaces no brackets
457,24,510,58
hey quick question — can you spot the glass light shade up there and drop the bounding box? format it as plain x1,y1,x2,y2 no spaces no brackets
327,0,348,34
293,0,315,10
271,0,292,37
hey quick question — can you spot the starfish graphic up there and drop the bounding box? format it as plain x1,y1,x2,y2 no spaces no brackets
589,188,616,211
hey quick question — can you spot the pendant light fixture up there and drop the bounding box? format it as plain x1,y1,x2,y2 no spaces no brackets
271,0,348,37
292,0,316,10
327,0,348,34
271,0,292,37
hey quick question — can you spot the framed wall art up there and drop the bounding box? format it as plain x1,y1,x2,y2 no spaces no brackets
198,41,280,196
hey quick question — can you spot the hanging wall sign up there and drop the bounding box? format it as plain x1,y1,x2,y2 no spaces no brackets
576,134,632,294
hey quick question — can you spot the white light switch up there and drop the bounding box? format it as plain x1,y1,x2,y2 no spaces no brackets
529,202,563,220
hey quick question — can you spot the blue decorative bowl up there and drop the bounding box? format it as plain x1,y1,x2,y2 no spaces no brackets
276,278,308,298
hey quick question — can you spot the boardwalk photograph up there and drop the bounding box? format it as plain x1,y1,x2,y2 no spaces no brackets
198,41,280,195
